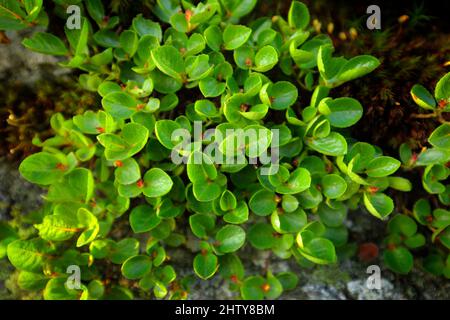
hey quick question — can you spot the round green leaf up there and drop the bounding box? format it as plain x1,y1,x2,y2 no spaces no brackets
249,190,277,216
121,255,152,280
337,55,380,84
363,192,394,220
189,213,216,238
383,247,413,274
254,45,278,72
260,81,298,110
271,208,307,233
115,158,141,185
410,84,436,110
305,132,347,156
365,156,401,177
129,205,160,233
317,202,347,227
155,119,183,150
298,237,337,264
193,181,222,202
240,276,265,300
223,25,252,50
319,97,363,128
248,223,276,249
321,174,347,199
434,72,450,102
22,32,68,56
204,25,223,52
19,152,67,185
142,168,173,198
275,168,311,195
288,1,310,29
429,123,450,150
193,252,218,280
151,45,185,80
215,225,246,253
102,91,138,120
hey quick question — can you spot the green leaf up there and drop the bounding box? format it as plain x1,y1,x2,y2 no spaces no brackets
193,252,218,280
97,123,149,161
142,168,173,198
388,215,417,237
155,119,183,149
260,81,298,110
129,205,160,233
305,132,347,156
434,72,450,102
170,12,188,32
276,272,299,291
254,45,278,72
248,223,276,249
194,99,219,118
35,214,79,241
121,255,152,280
363,192,394,220
22,32,68,56
193,181,222,202
132,15,162,40
317,202,347,227
46,168,94,203
119,30,138,57
383,247,413,274
410,84,436,110
318,97,363,128
189,213,215,238
388,177,412,192
271,208,307,233
151,45,185,80
275,168,311,195
220,190,237,211
215,225,246,253
429,123,450,149
199,77,227,97
240,276,265,300
223,201,249,224
85,0,104,24
102,91,138,120
249,190,277,216
204,25,222,51
19,152,67,185
93,30,120,48
336,55,380,84
321,174,347,199
223,25,252,50
288,1,310,29
297,236,337,264
7,239,50,273
365,156,401,177
17,271,48,291
115,158,140,185
43,277,81,300
110,238,139,264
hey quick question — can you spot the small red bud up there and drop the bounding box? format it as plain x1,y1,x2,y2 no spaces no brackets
261,283,270,293
136,179,144,188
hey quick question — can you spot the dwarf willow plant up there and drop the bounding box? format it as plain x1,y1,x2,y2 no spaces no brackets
385,73,450,276
0,0,410,299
